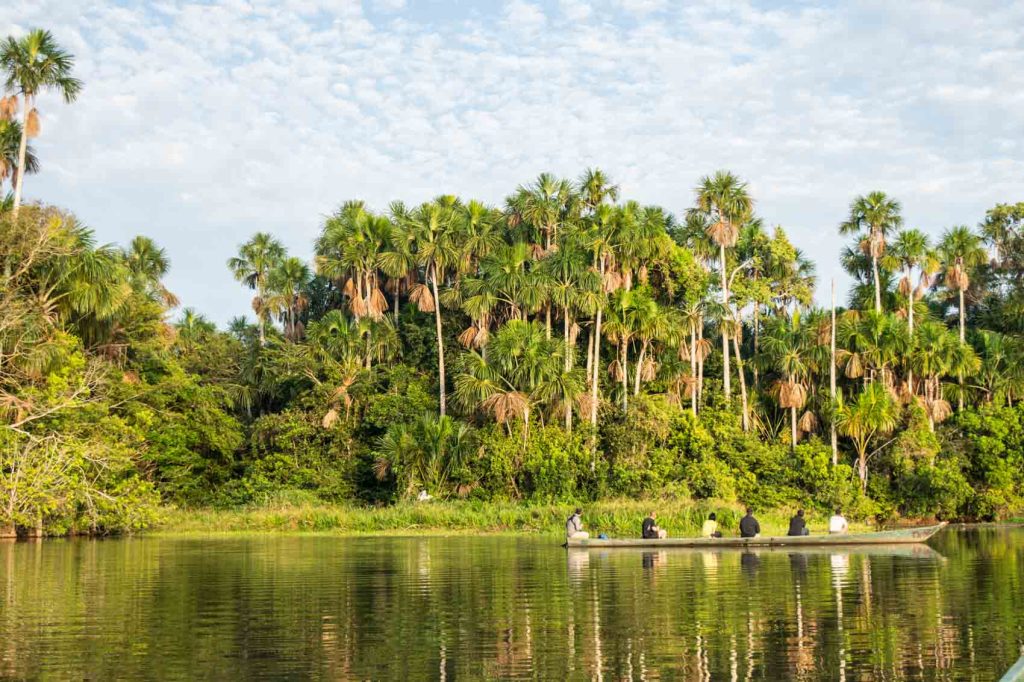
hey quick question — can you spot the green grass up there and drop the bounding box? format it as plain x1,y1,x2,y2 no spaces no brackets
152,498,872,537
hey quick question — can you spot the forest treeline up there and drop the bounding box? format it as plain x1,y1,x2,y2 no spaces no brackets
2,29,1024,535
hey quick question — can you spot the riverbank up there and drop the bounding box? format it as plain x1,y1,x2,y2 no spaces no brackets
152,499,879,537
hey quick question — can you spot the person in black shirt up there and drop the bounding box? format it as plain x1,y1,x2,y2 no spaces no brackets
739,507,760,538
641,512,667,539
787,509,809,536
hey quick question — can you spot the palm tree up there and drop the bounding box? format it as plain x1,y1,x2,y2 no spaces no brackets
839,191,903,313
0,119,39,194
694,171,753,399
938,225,987,410
834,383,898,491
227,233,285,346
267,256,311,341
175,308,215,350
577,168,620,214
124,235,178,307
885,229,936,394
405,196,462,416
1,29,82,217
374,414,474,499
316,201,390,321
761,312,815,449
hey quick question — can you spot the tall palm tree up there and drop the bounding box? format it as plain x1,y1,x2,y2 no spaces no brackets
938,225,987,410
227,232,285,346
405,196,462,416
577,167,620,215
885,229,935,393
694,171,753,399
1,29,82,217
316,201,389,321
839,191,903,313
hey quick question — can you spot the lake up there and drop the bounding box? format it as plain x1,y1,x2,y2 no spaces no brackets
1,526,1021,680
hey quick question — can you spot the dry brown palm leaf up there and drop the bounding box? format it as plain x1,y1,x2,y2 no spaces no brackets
639,357,657,381
569,321,581,346
797,410,819,433
898,277,912,296
575,392,597,416
914,283,928,301
482,391,529,423
694,338,713,362
841,352,864,379
373,457,392,481
350,295,368,318
369,288,389,317
342,278,357,298
26,108,40,137
638,264,649,284
602,270,623,293
949,265,969,291
608,359,624,381
708,219,738,248
529,243,547,259
928,399,953,424
322,408,339,429
458,326,479,348
677,341,691,360
251,295,266,316
122,371,141,385
0,96,17,119
777,380,807,409
0,157,9,181
474,325,489,348
409,283,435,312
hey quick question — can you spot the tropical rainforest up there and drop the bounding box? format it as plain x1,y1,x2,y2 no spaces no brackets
2,30,1023,536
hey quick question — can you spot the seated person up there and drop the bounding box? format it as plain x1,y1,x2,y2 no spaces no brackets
739,507,761,538
829,508,849,535
701,512,723,538
787,509,809,536
566,508,589,540
642,512,667,539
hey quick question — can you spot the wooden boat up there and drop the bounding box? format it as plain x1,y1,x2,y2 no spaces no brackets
565,522,946,548
568,543,944,560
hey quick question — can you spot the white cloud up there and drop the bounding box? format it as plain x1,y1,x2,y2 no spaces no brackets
2,0,1022,322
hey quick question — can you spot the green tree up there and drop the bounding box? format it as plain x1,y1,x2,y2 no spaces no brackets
835,382,899,490
938,225,987,410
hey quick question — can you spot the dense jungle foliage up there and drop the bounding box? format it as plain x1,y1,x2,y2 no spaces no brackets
2,29,1023,535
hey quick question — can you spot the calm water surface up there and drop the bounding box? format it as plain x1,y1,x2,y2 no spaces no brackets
1,526,1022,680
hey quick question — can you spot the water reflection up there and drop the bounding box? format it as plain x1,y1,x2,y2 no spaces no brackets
0,529,1020,679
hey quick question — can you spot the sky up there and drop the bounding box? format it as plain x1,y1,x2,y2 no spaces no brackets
4,0,1023,325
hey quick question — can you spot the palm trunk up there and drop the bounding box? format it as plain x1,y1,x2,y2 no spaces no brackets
958,288,965,411
590,307,602,430
393,287,401,326
633,340,647,396
791,406,797,450
431,264,447,416
830,279,838,466
690,323,697,416
871,239,882,312
733,334,749,431
564,312,572,432
620,338,628,410
258,279,267,347
585,326,594,387
697,314,705,408
907,277,914,395
11,94,30,219
752,304,760,388
720,243,731,398
858,447,868,491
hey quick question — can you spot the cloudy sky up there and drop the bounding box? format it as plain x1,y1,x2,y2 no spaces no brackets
5,0,1022,324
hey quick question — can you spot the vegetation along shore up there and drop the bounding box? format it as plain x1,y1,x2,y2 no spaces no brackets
2,29,1024,538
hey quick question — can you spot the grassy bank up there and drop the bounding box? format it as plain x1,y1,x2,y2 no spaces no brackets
153,499,874,537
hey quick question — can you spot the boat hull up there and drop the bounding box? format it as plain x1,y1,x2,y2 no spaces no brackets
565,522,946,548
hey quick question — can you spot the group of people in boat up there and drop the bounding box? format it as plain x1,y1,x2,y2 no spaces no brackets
565,507,850,540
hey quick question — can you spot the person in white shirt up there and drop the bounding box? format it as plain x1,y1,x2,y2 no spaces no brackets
828,508,849,534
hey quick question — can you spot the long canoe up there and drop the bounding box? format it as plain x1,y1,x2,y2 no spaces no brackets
565,522,946,548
